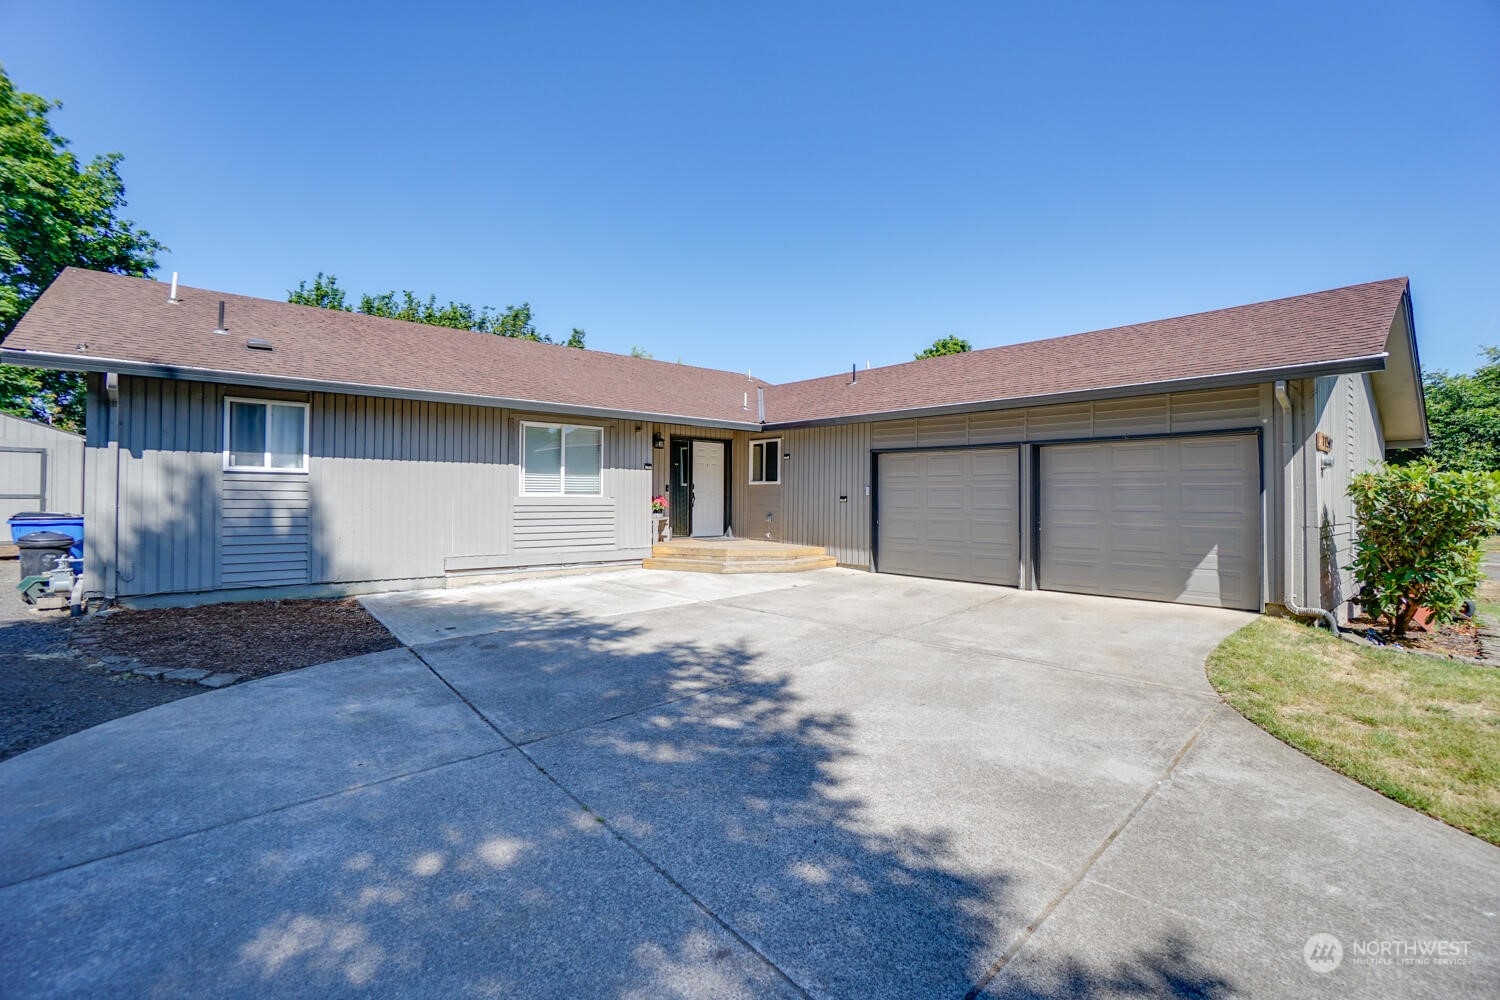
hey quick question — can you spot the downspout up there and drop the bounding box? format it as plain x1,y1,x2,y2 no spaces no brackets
1274,380,1339,634
107,372,121,603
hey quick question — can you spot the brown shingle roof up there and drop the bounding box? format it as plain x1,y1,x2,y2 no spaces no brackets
762,277,1410,425
3,269,1409,428
2,269,766,426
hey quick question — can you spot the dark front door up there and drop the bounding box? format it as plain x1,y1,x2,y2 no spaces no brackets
669,442,691,537
668,438,731,538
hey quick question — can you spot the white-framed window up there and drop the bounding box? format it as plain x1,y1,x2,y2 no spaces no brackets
224,398,309,471
521,421,604,496
750,438,781,485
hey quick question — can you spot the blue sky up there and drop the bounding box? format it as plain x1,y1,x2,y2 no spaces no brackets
5,1,1496,382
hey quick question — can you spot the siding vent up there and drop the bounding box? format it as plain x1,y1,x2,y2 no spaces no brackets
246,338,274,351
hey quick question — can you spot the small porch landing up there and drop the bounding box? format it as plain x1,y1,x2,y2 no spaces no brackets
642,538,837,574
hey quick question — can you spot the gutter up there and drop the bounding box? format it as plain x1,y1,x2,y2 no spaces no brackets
1274,379,1339,634
763,354,1391,430
0,349,763,431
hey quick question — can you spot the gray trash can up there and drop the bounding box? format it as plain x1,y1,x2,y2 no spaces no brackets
17,531,75,579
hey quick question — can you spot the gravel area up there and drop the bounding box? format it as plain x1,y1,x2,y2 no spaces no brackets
0,562,194,762
0,560,400,762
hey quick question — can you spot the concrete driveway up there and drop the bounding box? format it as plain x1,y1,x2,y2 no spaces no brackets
0,568,1495,999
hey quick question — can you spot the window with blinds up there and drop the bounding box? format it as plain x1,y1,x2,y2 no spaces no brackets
522,422,604,496
225,398,308,471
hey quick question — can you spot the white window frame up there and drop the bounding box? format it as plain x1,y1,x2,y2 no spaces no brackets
520,420,606,497
749,438,781,485
223,397,310,472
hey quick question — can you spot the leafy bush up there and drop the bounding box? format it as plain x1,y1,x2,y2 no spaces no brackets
1348,461,1500,635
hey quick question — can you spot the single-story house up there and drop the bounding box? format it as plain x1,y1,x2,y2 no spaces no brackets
1,268,1426,619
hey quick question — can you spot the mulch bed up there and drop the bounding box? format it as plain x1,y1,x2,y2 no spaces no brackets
72,597,400,680
2,554,403,761
1347,615,1484,660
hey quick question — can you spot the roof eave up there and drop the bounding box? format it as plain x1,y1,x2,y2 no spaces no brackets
0,349,763,431
762,355,1390,429
1369,288,1429,449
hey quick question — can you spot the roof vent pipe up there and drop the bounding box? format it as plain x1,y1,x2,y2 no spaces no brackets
742,391,749,411
167,272,179,304
214,300,228,335
1274,380,1339,635
850,364,857,385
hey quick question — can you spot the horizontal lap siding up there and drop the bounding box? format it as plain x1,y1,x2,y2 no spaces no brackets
511,413,649,558
221,472,310,587
100,379,659,599
513,500,617,550
867,386,1261,449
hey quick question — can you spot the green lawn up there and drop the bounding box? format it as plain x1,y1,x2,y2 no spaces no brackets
1207,617,1500,845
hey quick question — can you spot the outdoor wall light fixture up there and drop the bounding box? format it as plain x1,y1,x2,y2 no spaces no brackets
653,432,665,449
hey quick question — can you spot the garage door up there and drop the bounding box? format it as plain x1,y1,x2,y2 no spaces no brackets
1039,435,1260,609
876,447,1020,586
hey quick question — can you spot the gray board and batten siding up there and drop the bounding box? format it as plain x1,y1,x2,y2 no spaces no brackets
1305,372,1386,616
81,372,1373,618
83,374,660,601
731,383,1286,610
0,412,84,524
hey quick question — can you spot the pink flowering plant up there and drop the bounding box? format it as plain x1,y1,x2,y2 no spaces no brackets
651,494,668,514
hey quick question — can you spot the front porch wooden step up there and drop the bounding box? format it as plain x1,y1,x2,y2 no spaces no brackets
641,555,838,574
643,538,836,574
651,540,828,561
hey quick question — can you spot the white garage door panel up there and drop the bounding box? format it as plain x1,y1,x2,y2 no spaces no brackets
1040,434,1260,610
877,447,1020,587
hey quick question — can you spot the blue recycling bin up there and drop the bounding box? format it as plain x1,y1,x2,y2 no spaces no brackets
8,512,83,561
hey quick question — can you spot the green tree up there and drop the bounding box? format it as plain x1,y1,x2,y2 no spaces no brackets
290,275,585,347
1347,461,1500,636
0,64,165,430
1410,347,1500,471
288,272,351,311
629,345,653,359
915,335,972,360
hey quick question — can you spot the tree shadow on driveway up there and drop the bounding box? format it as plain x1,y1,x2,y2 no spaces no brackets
0,610,1237,999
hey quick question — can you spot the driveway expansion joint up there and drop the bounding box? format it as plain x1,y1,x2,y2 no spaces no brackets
962,702,1224,999
910,634,1223,701
411,643,816,999
0,744,515,891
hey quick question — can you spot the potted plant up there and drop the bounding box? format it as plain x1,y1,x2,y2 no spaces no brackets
651,495,670,541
